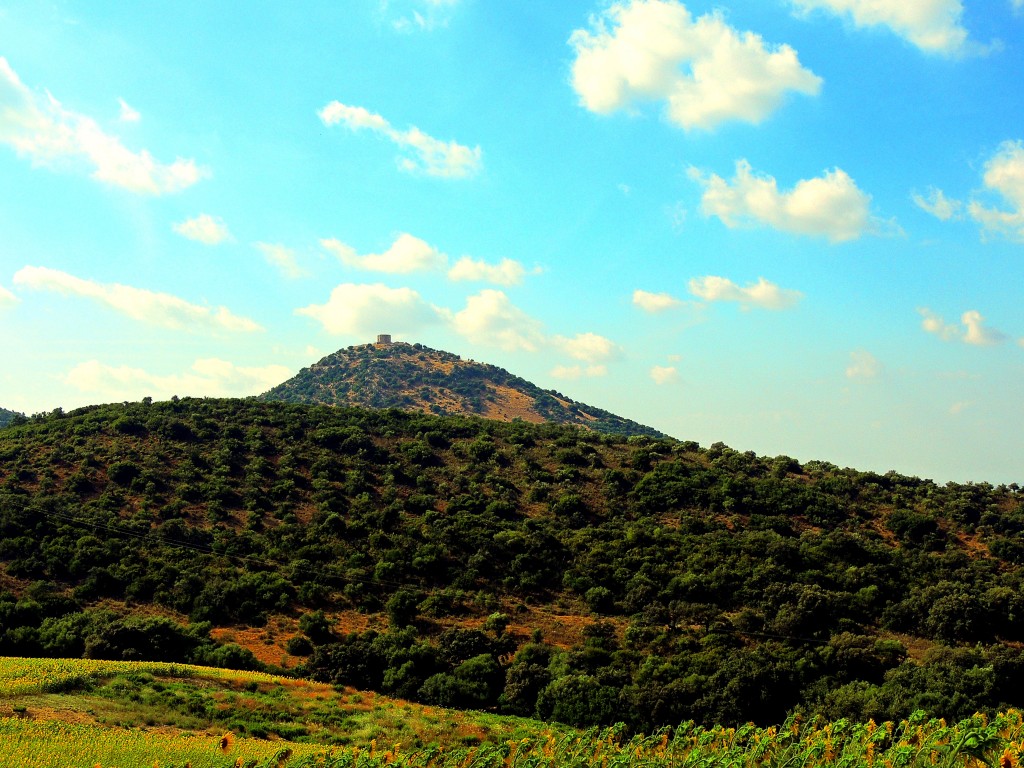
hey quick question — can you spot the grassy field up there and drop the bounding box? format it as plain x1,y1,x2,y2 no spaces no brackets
2,656,1024,767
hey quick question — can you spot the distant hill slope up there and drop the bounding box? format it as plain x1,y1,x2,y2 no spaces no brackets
259,341,664,438
0,408,22,428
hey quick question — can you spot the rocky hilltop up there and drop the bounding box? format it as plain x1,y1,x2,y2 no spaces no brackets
259,341,664,438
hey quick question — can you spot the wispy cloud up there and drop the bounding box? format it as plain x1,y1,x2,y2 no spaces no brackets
912,187,963,221
650,365,679,385
690,159,875,242
448,256,539,286
65,358,291,402
968,140,1024,241
919,307,1007,345
846,350,882,379
0,283,18,307
255,243,309,279
173,213,232,245
320,233,536,285
0,57,206,194
13,266,261,333
633,289,685,313
387,0,461,32
321,233,447,273
569,0,821,131
551,364,608,379
319,101,481,178
689,276,803,310
790,0,970,56
117,98,140,123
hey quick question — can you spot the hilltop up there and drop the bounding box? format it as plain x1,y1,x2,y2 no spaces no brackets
2,397,1024,730
259,341,664,438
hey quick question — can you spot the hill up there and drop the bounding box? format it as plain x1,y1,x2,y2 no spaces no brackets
1,398,1024,730
259,341,664,438
0,407,22,428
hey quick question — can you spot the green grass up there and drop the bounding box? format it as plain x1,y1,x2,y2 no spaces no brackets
4,657,1024,768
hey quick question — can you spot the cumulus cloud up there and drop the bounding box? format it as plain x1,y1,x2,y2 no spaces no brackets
448,256,538,286
918,307,1007,345
690,160,873,242
968,140,1024,241
173,213,232,245
12,266,261,332
319,100,481,178
912,187,963,221
65,358,291,402
846,350,881,379
650,365,679,384
633,289,684,312
0,283,18,307
790,0,969,55
689,275,803,310
321,233,447,273
551,364,608,379
296,282,445,337
255,242,309,279
0,57,206,194
451,289,546,352
553,332,620,363
569,0,821,130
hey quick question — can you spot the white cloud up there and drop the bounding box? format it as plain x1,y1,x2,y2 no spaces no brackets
691,160,873,242
961,309,1007,345
912,187,963,221
296,282,445,337
451,289,546,352
321,233,447,273
688,275,803,310
569,0,821,130
117,98,140,123
968,140,1024,241
388,0,461,32
633,289,684,312
949,400,972,415
65,358,291,402
918,307,1007,345
650,365,679,384
846,350,881,379
554,332,620,363
0,57,206,194
551,364,608,379
448,256,538,286
918,308,961,340
319,101,481,178
173,213,232,245
12,266,261,333
255,242,309,279
790,0,969,55
0,283,18,307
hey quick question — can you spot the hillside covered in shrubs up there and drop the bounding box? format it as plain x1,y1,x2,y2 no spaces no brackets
2,397,1024,729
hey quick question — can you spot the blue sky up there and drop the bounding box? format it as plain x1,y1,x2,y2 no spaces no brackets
2,0,1024,483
